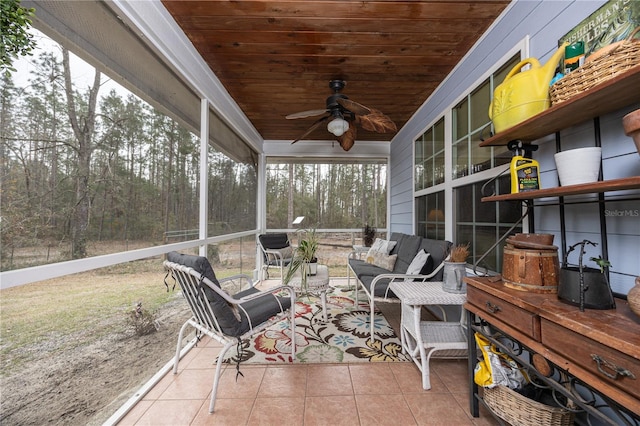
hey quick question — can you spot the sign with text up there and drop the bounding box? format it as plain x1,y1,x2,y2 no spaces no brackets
559,0,640,56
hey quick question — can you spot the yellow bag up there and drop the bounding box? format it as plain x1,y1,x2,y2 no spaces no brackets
474,333,528,389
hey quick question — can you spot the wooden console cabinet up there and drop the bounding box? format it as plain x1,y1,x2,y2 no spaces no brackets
465,276,640,424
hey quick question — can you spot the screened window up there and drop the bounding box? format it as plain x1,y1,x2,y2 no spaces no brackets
266,160,387,230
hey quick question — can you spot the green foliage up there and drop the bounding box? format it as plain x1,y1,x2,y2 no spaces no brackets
1,0,36,76
283,228,319,287
590,256,611,273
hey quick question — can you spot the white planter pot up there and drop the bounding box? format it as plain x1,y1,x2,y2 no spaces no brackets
554,147,601,186
307,261,317,276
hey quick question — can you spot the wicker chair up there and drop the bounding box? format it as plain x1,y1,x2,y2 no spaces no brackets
164,251,296,413
258,233,294,281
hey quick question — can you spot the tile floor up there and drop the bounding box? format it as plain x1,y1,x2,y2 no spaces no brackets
117,278,499,425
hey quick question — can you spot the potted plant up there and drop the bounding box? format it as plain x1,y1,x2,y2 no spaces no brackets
443,243,470,293
362,224,376,247
557,239,615,311
284,228,319,291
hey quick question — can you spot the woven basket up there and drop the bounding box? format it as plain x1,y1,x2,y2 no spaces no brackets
483,385,574,426
550,27,640,105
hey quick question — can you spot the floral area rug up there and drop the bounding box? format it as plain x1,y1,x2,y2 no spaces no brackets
222,283,410,364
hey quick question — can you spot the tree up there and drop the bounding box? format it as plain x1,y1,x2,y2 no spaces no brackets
62,47,101,259
1,0,36,76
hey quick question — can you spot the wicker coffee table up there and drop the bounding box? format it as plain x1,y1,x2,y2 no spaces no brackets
288,264,329,321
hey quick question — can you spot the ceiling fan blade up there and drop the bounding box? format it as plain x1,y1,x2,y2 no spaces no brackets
356,108,397,133
337,122,357,151
336,98,371,116
291,115,330,144
286,109,329,119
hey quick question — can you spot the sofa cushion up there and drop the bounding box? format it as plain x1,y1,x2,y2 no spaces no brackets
349,258,392,279
360,275,396,299
391,234,422,273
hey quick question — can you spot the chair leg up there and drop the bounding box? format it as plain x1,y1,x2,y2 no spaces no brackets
173,319,192,374
209,340,236,413
369,298,376,343
290,302,296,356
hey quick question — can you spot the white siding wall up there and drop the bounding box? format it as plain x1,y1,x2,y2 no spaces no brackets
389,0,640,294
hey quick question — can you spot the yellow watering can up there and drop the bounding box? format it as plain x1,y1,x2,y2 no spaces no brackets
489,42,568,133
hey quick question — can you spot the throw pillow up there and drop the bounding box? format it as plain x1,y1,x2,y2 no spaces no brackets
406,249,430,275
368,251,398,271
419,254,435,276
366,238,397,259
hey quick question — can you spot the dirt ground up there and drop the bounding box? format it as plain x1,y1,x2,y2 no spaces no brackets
0,293,191,426
0,237,357,425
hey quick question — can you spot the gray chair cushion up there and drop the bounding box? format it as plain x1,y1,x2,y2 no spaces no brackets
167,251,242,335
259,233,289,249
259,233,293,266
235,287,292,334
167,251,291,337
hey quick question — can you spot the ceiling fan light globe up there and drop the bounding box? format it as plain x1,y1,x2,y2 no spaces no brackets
327,117,349,137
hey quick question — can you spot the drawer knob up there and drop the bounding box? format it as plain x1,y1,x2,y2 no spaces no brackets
591,354,636,381
485,301,501,313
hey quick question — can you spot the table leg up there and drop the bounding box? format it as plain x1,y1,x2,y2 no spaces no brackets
321,290,327,322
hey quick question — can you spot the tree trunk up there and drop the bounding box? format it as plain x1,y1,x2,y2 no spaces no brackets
287,163,294,227
62,48,101,259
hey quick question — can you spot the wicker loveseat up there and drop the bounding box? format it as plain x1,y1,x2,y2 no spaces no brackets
347,232,452,340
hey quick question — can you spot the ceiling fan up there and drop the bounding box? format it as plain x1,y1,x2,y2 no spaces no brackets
286,80,397,151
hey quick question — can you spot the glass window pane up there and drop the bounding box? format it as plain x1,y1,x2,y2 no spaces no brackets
456,185,474,222
453,139,469,179
471,129,492,174
470,79,491,132
494,54,521,87
434,118,445,153
453,98,468,140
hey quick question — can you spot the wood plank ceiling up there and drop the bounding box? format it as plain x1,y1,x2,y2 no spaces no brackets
161,1,510,145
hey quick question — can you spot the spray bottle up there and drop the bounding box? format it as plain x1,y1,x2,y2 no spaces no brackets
508,140,540,193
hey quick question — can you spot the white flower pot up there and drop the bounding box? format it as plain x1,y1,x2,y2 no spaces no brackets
307,261,317,276
554,147,601,186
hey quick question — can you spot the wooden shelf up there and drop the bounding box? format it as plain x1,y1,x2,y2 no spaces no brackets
480,66,640,147
481,176,640,202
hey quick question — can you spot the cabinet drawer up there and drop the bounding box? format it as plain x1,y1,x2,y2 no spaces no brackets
467,285,540,341
542,319,639,400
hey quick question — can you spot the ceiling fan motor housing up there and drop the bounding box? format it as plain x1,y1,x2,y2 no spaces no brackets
326,93,348,111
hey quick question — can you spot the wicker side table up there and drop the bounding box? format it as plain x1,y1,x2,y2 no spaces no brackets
389,281,468,390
